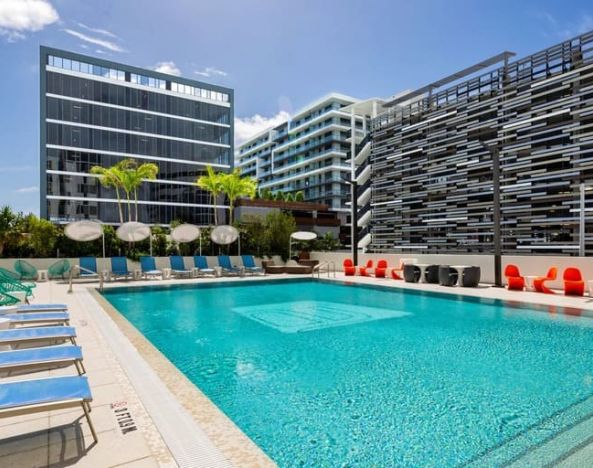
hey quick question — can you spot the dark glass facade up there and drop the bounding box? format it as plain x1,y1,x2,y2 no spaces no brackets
40,46,234,225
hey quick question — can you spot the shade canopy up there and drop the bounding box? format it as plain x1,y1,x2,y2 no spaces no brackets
290,231,318,241
210,225,239,245
171,224,200,243
116,222,151,242
64,220,103,242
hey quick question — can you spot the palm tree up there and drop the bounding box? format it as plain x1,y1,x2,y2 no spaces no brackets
219,169,257,223
196,165,223,225
90,164,125,223
91,159,158,222
127,161,158,221
116,159,159,222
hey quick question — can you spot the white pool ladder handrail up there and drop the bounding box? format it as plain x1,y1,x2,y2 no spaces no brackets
312,261,336,279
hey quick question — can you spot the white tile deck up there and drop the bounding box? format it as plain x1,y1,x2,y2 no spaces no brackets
2,272,593,466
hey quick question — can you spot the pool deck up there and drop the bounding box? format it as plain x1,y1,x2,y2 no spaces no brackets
2,272,593,466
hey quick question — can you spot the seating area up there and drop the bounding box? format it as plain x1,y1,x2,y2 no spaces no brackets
0,302,97,444
342,258,483,289
504,264,587,296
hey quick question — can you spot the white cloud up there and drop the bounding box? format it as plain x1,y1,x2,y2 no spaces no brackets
538,12,593,39
77,22,117,39
0,0,58,41
14,185,39,193
63,28,125,52
234,111,291,145
195,66,228,78
153,61,181,76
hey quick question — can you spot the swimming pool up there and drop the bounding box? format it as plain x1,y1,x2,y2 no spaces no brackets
102,279,593,466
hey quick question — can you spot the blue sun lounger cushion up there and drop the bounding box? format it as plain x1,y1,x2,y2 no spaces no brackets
0,345,84,374
140,256,162,278
193,256,215,275
0,326,76,346
218,256,242,275
169,256,192,277
0,375,97,442
241,255,264,274
6,312,70,326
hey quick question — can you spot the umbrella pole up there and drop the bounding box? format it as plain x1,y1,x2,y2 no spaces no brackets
199,236,202,256
102,231,106,259
150,232,153,256
238,235,241,256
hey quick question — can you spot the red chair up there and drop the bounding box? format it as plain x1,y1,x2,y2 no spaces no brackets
563,267,584,296
391,260,406,280
375,260,388,278
343,259,356,276
504,264,525,290
534,267,557,294
359,260,374,276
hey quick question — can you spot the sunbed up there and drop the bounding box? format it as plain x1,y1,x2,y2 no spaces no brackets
193,256,216,276
169,256,192,278
0,326,77,347
110,257,133,281
5,303,68,312
79,257,100,278
0,375,97,443
0,345,84,375
4,312,70,327
139,256,163,279
218,256,244,276
241,255,264,275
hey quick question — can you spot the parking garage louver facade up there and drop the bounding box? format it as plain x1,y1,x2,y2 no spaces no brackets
40,46,233,225
370,31,593,256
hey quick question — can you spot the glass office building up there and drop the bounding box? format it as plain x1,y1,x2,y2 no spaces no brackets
40,46,233,225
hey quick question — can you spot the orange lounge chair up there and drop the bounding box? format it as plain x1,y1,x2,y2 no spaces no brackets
563,267,584,296
358,260,374,276
343,259,356,276
391,260,406,280
504,264,525,290
375,260,388,278
534,267,557,294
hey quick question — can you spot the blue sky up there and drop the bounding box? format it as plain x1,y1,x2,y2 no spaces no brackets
0,0,592,214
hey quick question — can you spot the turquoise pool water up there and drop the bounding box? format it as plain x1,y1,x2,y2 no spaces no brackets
103,279,593,466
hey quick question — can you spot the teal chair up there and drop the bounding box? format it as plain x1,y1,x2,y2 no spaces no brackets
48,259,71,280
14,260,38,281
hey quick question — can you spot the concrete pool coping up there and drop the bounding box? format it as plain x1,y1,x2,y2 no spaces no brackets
13,272,593,466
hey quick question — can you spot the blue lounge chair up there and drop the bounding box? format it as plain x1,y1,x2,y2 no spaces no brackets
4,312,70,327
241,255,265,275
218,256,243,276
9,303,68,312
79,257,99,278
169,256,192,278
0,375,97,443
0,345,84,375
110,257,132,281
193,256,216,276
140,256,163,279
0,326,76,347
